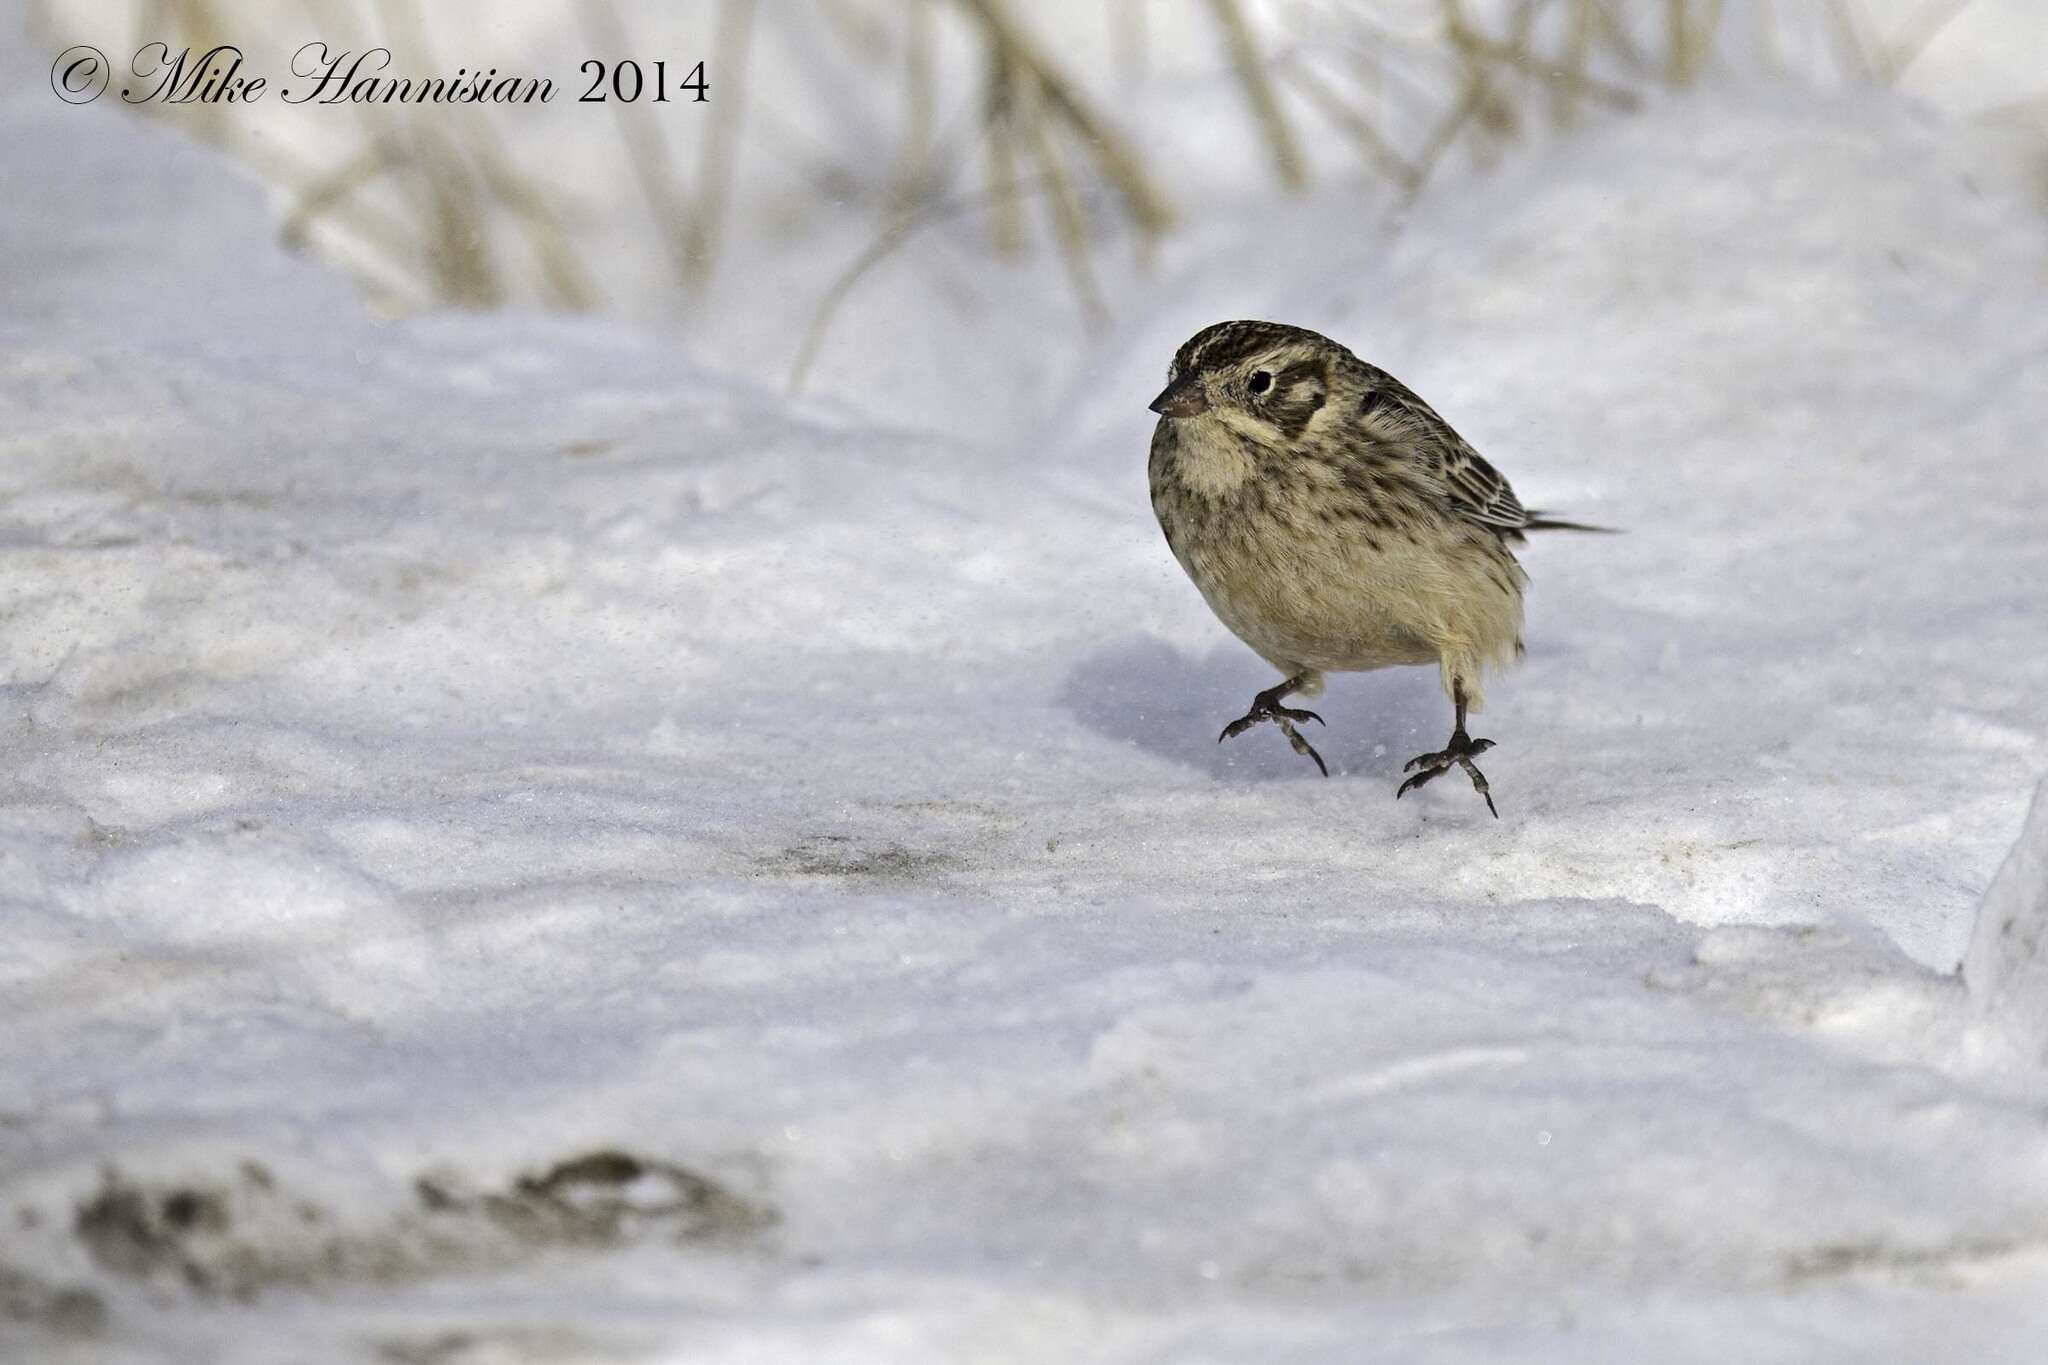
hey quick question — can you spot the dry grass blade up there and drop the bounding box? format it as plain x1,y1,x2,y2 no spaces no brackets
379,0,597,308
1279,55,1420,190
1207,0,1308,191
1015,73,1108,325
1578,0,1652,75
1885,0,1981,82
815,0,892,63
1666,0,1695,84
417,133,502,307
1448,11,1645,112
1821,0,1882,82
1414,0,1526,195
578,0,696,289
281,140,403,250
471,155,603,311
249,134,429,304
681,0,761,292
894,0,938,209
788,213,923,397
788,174,1066,395
950,0,1175,237
984,41,1027,255
1551,0,1597,127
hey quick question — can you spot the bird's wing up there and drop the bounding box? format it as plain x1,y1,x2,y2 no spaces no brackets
1355,369,1530,535
1430,444,1529,532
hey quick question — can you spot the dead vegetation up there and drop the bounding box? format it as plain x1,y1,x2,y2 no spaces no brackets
57,1149,772,1308
31,1,2003,340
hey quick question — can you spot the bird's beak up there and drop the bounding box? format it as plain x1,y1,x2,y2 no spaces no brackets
1148,376,1209,418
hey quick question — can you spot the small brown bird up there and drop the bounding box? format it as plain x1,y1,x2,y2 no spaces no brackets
1146,320,1604,816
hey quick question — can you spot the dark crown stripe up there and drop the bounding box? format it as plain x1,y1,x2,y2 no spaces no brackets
1174,320,1335,377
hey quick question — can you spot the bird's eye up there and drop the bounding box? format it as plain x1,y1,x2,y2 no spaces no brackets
1247,371,1272,395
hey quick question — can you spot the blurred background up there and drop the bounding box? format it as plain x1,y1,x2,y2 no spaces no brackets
29,0,2048,424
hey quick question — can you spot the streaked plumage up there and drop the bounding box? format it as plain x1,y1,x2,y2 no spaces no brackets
1146,320,1605,814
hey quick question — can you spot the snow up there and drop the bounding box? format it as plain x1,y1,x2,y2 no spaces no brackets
6,13,2048,1365
1968,782,2048,1063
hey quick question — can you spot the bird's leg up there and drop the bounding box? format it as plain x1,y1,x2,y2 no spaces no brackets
1396,681,1498,817
1219,671,1329,777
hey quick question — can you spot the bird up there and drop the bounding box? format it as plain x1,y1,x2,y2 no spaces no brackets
1145,320,1606,816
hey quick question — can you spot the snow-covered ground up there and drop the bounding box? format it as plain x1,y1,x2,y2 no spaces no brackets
6,10,2048,1363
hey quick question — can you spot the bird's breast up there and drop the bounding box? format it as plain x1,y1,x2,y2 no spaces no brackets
1152,473,1451,673
1152,417,1259,498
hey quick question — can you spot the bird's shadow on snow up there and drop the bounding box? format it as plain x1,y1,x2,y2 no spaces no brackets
1060,637,1445,783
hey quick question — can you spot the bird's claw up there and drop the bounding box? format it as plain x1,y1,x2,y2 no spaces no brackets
1278,718,1330,777
1218,699,1329,776
1395,731,1498,816
1217,703,1323,744
1401,736,1491,772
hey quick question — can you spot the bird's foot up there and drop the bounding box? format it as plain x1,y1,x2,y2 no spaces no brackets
1218,687,1328,777
1396,730,1497,817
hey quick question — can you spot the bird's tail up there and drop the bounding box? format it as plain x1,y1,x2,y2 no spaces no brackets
1520,511,1617,534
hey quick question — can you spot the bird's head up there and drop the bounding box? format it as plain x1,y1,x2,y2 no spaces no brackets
1148,320,1345,449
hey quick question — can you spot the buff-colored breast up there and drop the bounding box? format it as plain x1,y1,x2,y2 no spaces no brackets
1150,413,1526,703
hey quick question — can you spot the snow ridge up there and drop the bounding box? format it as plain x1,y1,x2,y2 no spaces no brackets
1968,780,2048,1061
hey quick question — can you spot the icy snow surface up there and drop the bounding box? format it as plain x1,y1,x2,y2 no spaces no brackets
6,32,2048,1365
